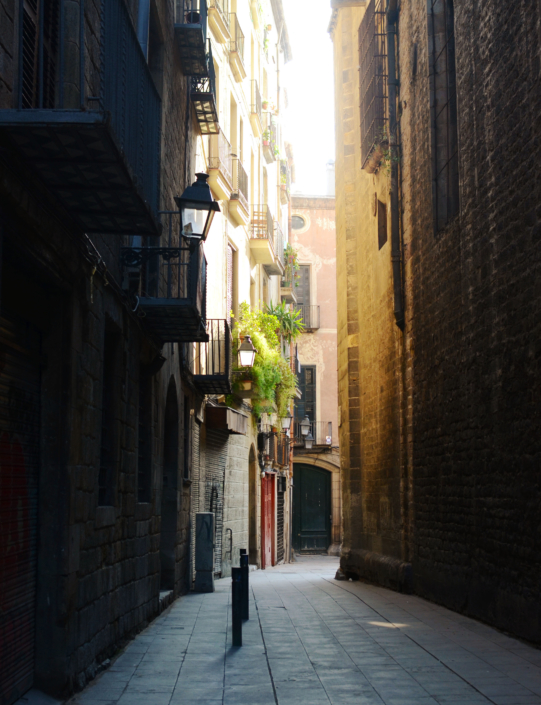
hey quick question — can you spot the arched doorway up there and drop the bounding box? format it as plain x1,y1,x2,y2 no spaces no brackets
293,464,331,553
160,379,179,590
248,445,258,565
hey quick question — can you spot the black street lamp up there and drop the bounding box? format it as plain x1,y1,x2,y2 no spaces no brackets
174,173,220,242
238,335,257,368
300,415,311,437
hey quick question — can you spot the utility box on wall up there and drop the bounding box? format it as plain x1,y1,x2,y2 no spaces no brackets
194,512,215,593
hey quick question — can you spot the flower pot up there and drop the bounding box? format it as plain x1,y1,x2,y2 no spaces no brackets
263,139,270,147
262,101,269,110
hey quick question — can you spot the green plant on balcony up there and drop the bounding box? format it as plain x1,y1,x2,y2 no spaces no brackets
265,301,305,344
273,145,280,158
262,129,270,145
283,243,300,287
229,302,297,418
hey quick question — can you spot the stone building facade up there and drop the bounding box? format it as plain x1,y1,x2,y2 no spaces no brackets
331,0,541,643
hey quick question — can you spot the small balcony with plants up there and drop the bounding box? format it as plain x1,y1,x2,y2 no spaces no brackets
229,159,250,227
249,205,275,265
250,0,264,29
175,0,209,76
208,0,230,43
208,130,233,200
0,0,160,237
280,160,291,204
250,80,263,138
281,244,300,304
121,212,208,344
229,14,247,82
191,43,219,135
184,319,232,394
292,420,333,450
262,113,279,164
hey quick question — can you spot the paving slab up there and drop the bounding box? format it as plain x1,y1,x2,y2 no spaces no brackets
66,557,541,705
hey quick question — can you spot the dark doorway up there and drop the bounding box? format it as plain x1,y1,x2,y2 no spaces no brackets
160,380,179,591
293,464,331,553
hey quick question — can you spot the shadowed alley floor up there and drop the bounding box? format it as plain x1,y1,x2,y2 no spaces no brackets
67,556,541,705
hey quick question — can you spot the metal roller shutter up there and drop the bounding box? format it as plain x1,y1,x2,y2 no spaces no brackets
0,311,41,705
204,429,228,577
277,481,285,563
190,418,200,586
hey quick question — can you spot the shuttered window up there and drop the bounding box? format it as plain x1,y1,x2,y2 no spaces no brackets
21,0,60,109
359,0,388,169
428,0,459,231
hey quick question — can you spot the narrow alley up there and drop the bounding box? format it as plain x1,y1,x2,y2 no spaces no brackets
64,558,541,705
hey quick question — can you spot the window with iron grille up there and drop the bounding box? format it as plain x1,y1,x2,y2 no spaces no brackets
428,0,459,232
21,0,60,109
359,0,388,171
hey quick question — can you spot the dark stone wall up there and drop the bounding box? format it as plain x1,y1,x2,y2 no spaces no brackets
401,0,541,642
334,0,541,642
0,0,200,696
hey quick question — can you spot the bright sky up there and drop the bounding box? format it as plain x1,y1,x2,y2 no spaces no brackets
281,0,335,196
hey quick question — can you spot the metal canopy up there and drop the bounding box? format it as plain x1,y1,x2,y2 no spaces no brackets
193,373,231,394
0,111,160,236
191,92,220,135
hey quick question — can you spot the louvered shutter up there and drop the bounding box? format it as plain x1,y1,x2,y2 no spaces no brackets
204,429,228,576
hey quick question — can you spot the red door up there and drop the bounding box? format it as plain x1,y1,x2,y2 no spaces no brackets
261,474,275,569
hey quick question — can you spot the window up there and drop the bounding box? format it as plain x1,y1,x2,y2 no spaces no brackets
295,366,316,424
358,0,387,170
98,328,119,506
137,369,152,503
428,0,459,231
291,215,305,230
377,200,387,249
21,0,60,109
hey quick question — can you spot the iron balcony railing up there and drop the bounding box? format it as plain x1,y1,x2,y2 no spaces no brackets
0,0,161,235
120,212,208,343
186,319,232,394
359,0,388,170
232,159,249,210
280,159,291,201
230,13,245,61
292,421,333,447
175,0,209,76
209,0,230,28
294,305,320,331
209,130,233,185
191,42,219,134
251,80,262,121
250,205,274,252
263,112,278,161
274,222,285,269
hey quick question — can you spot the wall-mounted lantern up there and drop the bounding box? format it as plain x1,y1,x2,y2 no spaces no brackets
281,410,292,432
300,415,311,437
174,173,220,242
238,335,257,368
304,431,314,450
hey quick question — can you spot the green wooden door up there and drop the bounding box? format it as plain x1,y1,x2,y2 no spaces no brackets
293,464,331,553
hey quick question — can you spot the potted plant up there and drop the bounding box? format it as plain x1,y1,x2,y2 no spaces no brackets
266,23,272,31
262,129,270,146
273,145,280,159
262,98,269,110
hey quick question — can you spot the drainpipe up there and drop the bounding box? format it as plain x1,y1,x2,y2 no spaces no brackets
386,0,404,329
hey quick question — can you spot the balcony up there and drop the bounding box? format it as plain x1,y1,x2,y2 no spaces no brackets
186,319,232,394
268,432,290,468
250,205,275,265
175,0,209,76
0,0,160,236
229,159,250,227
191,44,219,135
294,304,320,331
121,213,208,343
265,221,284,277
208,0,230,43
280,160,291,204
229,14,247,82
208,131,233,200
263,113,278,164
250,81,263,138
292,421,333,448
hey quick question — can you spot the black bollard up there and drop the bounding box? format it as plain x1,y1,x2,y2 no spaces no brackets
240,553,249,620
232,567,243,646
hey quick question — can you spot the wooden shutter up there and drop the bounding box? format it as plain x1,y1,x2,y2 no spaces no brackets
297,265,310,306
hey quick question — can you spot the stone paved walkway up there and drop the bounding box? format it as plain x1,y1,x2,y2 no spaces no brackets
68,557,541,705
